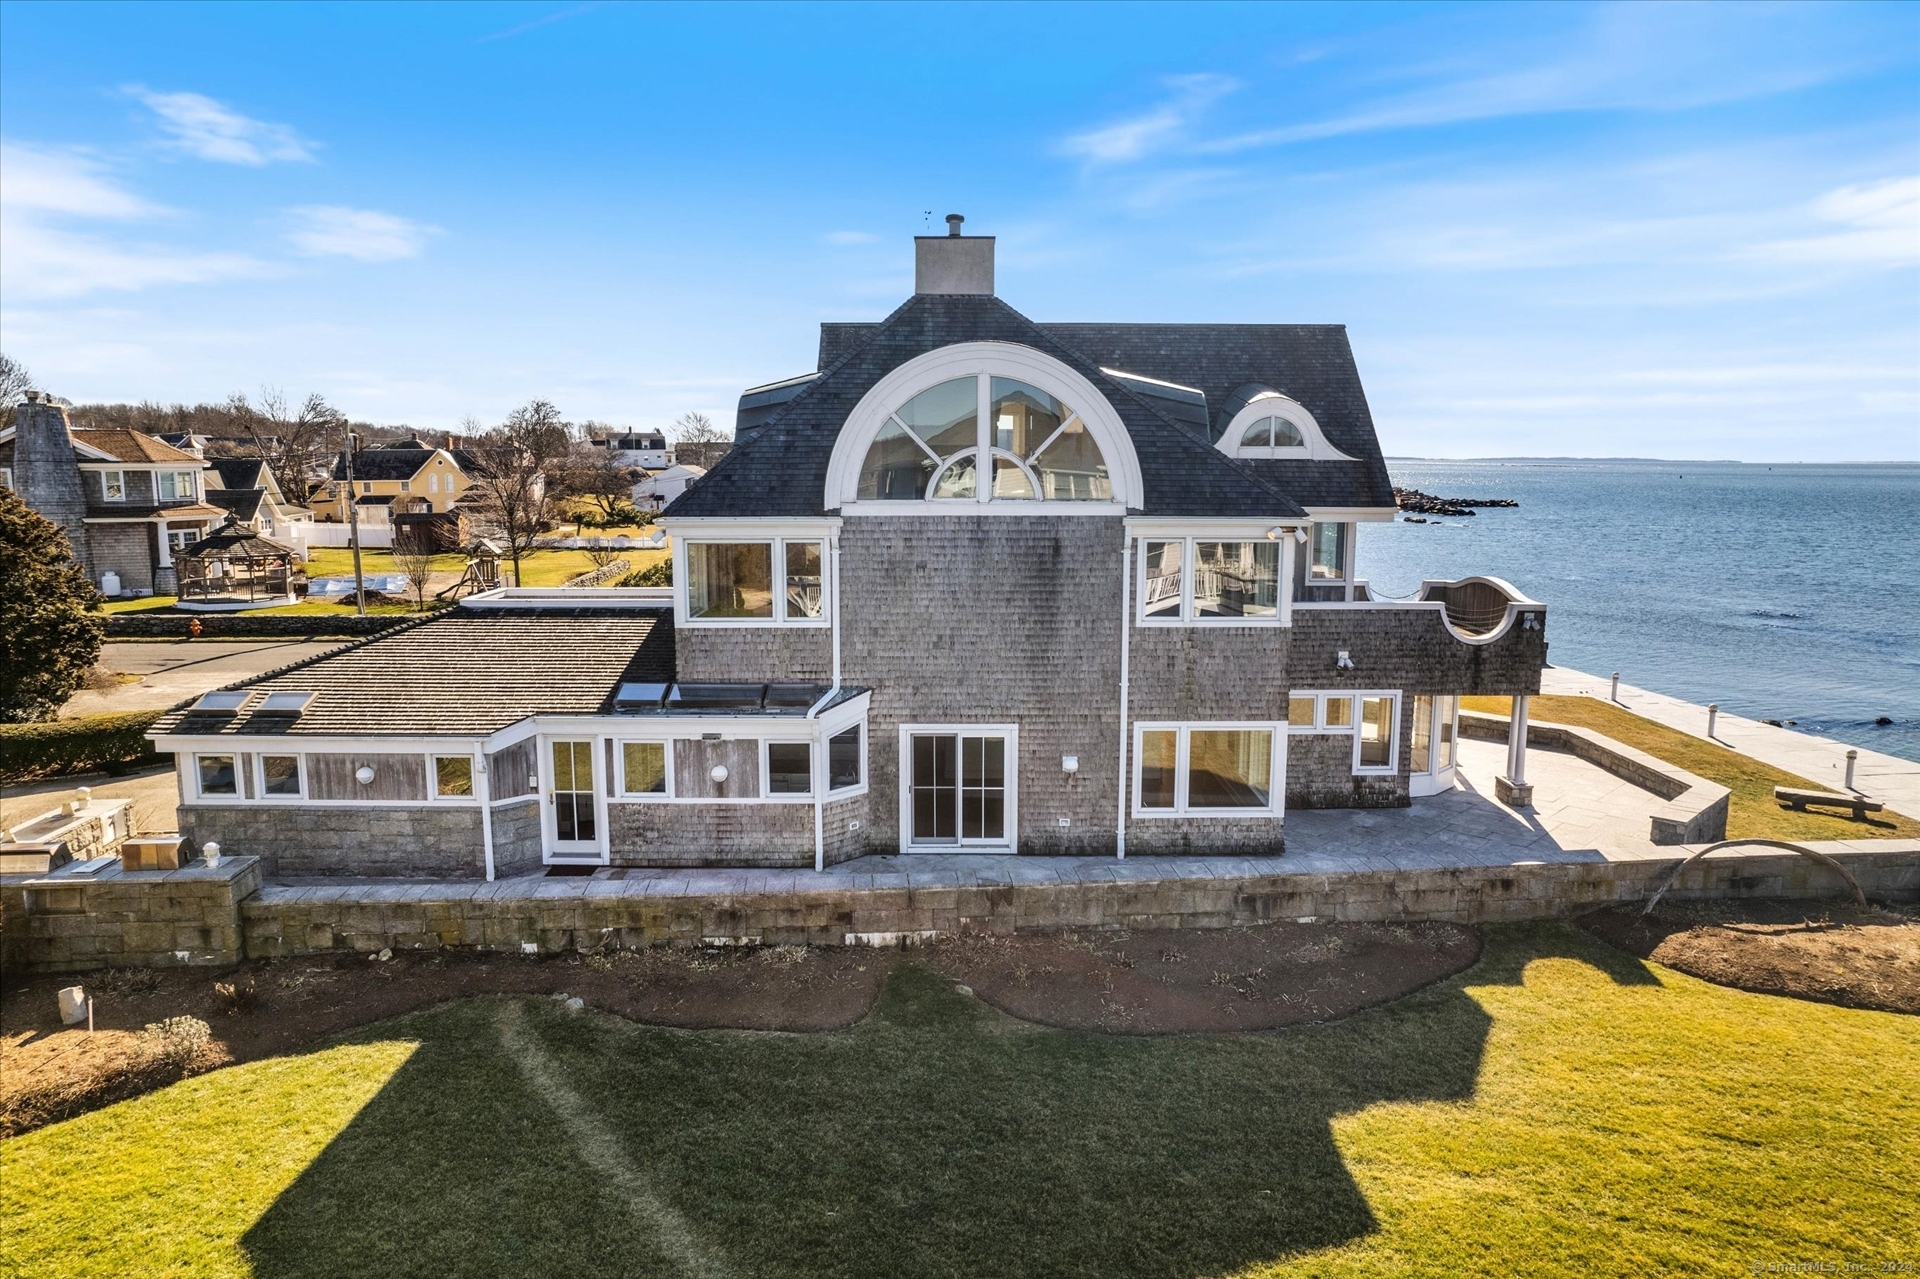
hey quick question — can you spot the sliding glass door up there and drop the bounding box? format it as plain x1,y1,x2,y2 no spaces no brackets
904,727,1014,850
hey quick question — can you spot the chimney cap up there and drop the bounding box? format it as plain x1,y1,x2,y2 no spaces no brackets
945,213,964,237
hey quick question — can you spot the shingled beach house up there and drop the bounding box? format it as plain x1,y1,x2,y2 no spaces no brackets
151,220,1548,877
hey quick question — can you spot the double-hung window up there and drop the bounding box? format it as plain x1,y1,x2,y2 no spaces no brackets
101,471,127,502
1133,724,1280,816
1138,538,1280,624
158,471,196,501
684,538,826,624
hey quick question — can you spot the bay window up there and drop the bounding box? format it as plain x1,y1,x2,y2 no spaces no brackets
1138,538,1281,624
683,538,827,625
1134,724,1280,815
828,725,864,792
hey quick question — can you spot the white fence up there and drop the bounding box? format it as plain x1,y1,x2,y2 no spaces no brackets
297,523,393,549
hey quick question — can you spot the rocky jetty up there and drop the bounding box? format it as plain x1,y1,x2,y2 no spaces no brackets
1393,487,1519,517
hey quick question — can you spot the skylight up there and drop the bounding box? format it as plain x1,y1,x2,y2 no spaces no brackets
255,691,316,717
190,691,251,715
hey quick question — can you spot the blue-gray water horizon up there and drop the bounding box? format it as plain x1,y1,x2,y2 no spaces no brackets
1359,459,1920,765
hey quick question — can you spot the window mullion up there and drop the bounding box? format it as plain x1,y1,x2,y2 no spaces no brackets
976,373,991,504
1182,539,1195,621
1175,728,1190,812
773,538,786,622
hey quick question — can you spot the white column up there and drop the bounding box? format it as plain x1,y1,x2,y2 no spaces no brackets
155,519,173,568
1278,531,1296,628
1115,534,1132,860
477,752,496,882
1506,694,1530,785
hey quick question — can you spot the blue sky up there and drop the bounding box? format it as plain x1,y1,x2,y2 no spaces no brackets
1,1,1915,460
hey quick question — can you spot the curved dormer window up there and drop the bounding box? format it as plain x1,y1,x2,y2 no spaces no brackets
1219,392,1359,462
826,342,1144,511
856,373,1111,502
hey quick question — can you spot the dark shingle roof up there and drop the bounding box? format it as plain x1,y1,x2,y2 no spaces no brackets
810,318,1395,510
151,607,676,738
206,487,266,522
328,446,478,483
205,457,272,490
673,294,1305,520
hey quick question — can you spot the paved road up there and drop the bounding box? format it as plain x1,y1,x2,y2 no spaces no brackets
64,640,351,717
1542,665,1920,821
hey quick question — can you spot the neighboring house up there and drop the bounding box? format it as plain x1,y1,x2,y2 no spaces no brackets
3,398,229,596
312,439,476,522
152,222,1547,879
200,456,313,544
592,430,673,469
631,463,706,512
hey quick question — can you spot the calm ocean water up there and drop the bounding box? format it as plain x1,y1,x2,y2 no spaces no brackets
1358,460,1920,764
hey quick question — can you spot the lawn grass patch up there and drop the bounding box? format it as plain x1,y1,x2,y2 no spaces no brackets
5,925,1915,1277
100,595,181,614
1463,694,1920,841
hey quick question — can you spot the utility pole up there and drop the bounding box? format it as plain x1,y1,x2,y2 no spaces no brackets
344,429,367,617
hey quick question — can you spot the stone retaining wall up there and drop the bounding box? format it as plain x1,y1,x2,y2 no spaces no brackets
106,613,417,639
1,857,262,973
239,845,1919,959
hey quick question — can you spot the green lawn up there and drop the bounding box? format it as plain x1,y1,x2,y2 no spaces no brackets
4,926,1915,1277
1463,695,1920,842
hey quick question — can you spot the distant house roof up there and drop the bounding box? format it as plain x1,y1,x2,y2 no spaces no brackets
69,430,204,465
150,607,677,738
204,457,273,490
179,521,297,561
328,445,477,482
206,487,266,522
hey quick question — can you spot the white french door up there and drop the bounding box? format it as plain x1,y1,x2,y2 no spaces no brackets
1408,696,1459,797
545,739,604,861
900,725,1017,852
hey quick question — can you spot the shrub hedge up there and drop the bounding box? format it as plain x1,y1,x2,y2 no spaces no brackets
0,710,169,782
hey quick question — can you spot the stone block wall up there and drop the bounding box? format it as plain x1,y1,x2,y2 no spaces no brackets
1,856,262,973
491,800,543,876
178,804,485,878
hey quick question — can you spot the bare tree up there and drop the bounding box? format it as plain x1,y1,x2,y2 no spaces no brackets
581,537,624,572
566,438,637,521
0,351,33,410
673,411,727,444
462,399,572,586
392,543,437,612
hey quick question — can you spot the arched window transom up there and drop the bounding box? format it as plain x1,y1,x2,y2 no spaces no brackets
1218,393,1358,463
856,373,1113,503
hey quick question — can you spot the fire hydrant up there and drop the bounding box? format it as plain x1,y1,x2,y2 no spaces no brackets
188,618,203,639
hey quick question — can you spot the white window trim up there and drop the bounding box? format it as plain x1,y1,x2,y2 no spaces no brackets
824,341,1144,512
1305,521,1354,585
615,737,675,800
159,470,197,502
761,738,815,800
824,722,868,798
1217,394,1358,462
255,753,305,801
1351,692,1401,775
430,752,479,802
896,722,1020,853
674,535,831,628
1135,536,1284,628
1131,722,1285,818
1287,691,1358,734
101,470,127,502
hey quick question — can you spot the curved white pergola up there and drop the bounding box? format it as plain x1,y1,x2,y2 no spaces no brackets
822,341,1145,511
1217,392,1358,463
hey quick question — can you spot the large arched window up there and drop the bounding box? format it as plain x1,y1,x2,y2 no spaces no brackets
825,342,1144,510
856,374,1111,502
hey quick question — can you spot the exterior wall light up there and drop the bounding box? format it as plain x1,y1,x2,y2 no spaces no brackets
1336,650,1355,670
1061,754,1079,774
710,764,730,784
202,841,222,868
355,765,376,785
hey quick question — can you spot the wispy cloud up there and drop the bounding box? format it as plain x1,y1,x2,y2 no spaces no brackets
1742,176,1920,267
129,87,315,165
286,206,437,261
1060,74,1238,165
0,143,268,298
477,2,602,44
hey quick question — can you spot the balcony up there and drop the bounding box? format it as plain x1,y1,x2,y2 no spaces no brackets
1287,575,1547,696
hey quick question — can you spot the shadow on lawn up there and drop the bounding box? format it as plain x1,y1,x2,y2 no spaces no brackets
241,925,1656,1279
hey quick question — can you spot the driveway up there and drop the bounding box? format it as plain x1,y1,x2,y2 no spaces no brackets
64,640,351,717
